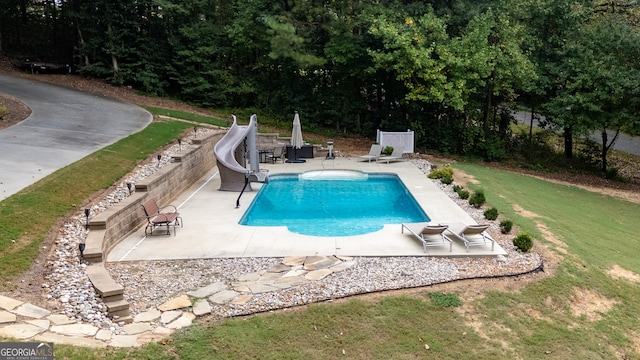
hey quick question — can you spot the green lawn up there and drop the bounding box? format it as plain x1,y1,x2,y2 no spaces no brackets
2,109,640,359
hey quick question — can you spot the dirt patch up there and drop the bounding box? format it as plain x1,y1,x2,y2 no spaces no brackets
451,167,480,186
512,204,540,219
517,303,549,321
568,287,618,321
607,264,640,283
0,93,31,130
631,332,640,356
530,175,640,205
3,221,66,309
510,204,569,254
535,223,568,255
486,162,640,205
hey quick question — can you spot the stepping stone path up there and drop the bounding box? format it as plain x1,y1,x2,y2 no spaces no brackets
0,256,356,348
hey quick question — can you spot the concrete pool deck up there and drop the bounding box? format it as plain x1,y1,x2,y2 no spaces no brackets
108,156,507,261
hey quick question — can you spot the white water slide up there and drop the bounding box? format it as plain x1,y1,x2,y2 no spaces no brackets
213,114,268,191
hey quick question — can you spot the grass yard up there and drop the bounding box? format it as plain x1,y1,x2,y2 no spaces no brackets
453,164,640,359
1,108,640,359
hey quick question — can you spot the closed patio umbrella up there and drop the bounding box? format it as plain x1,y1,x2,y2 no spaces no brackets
287,111,306,163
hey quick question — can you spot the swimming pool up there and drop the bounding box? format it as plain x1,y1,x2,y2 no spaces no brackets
239,170,430,236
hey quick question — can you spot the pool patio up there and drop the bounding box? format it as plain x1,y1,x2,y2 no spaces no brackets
108,156,507,261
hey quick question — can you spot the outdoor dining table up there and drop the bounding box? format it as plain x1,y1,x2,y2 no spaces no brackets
258,148,273,163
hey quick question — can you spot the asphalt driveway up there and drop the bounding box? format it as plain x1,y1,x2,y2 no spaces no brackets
0,74,151,200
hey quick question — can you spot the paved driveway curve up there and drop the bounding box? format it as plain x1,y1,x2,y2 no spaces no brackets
0,74,152,201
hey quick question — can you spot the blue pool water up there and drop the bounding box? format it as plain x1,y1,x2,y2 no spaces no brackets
239,171,430,236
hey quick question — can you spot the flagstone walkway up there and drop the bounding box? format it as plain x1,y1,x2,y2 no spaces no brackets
0,255,355,348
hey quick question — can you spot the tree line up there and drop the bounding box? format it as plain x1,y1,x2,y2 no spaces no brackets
1,0,639,174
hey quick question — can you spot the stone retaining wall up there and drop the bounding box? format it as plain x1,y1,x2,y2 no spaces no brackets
84,131,224,322
83,129,301,321
84,132,224,262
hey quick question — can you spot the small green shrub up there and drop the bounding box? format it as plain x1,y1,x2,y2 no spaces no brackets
0,105,7,121
513,231,533,252
429,292,462,307
453,184,470,199
428,166,454,179
382,146,394,155
499,220,513,234
484,207,498,220
605,167,629,183
521,163,549,172
441,174,453,184
468,189,486,208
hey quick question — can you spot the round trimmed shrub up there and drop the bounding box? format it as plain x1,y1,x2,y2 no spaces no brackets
484,207,498,220
441,174,453,184
453,185,462,193
428,166,454,179
499,220,513,234
513,232,533,252
458,190,469,199
468,190,486,208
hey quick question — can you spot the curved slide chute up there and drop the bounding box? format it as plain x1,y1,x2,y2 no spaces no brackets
214,114,268,191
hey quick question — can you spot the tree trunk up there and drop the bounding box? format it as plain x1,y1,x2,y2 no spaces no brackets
527,107,534,161
482,83,492,137
498,108,510,137
563,126,573,158
107,25,118,74
112,55,119,73
601,128,620,175
601,129,608,174
76,25,89,66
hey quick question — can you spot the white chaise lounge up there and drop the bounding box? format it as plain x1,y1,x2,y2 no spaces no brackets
445,223,495,252
377,147,405,163
401,223,452,252
357,144,383,162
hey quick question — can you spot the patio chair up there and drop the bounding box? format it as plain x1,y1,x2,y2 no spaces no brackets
357,144,383,162
446,223,494,252
142,198,182,236
377,147,406,164
401,223,452,252
266,145,286,163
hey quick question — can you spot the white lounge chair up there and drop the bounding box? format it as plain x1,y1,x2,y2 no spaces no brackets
357,144,383,162
445,223,494,252
401,223,452,252
377,147,405,163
